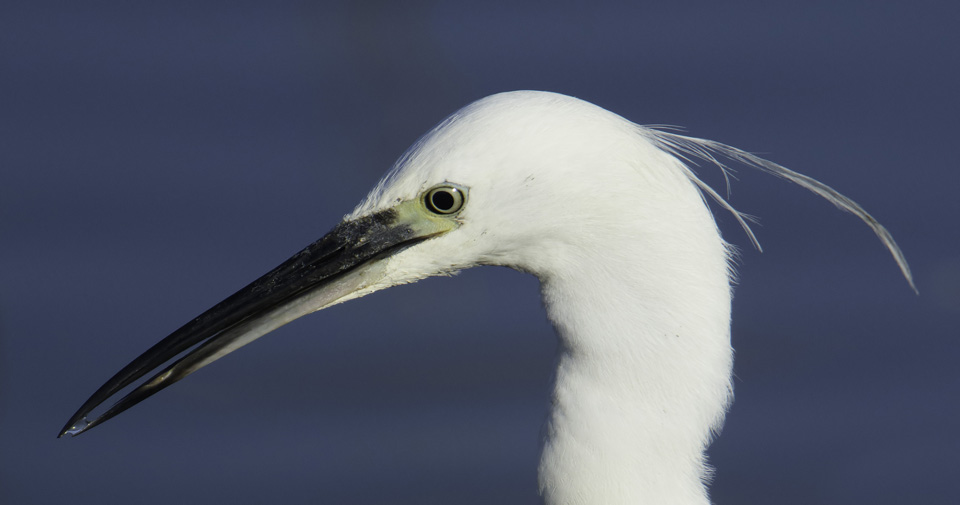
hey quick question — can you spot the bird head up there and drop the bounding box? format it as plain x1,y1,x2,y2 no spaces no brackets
59,90,914,437
59,90,671,436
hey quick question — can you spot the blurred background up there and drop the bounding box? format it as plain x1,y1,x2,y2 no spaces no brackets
2,1,958,504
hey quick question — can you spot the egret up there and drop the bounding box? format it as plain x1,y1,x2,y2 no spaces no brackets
59,91,914,505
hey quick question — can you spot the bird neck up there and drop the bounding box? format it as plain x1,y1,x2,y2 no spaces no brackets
535,212,733,505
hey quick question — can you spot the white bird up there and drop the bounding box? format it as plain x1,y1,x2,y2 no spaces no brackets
60,90,914,505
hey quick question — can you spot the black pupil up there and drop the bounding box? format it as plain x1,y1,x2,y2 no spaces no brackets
431,190,455,211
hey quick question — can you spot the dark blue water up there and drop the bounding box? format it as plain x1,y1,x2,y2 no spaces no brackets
2,2,957,504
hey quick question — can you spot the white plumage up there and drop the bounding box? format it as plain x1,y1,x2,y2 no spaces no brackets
348,90,911,504
61,90,913,505
356,92,737,503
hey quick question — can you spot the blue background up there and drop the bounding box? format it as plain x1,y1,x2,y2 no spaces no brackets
2,1,958,504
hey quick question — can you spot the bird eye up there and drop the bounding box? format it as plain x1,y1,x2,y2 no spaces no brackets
424,185,466,215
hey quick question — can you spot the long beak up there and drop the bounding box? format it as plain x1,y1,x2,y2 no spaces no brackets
59,205,443,437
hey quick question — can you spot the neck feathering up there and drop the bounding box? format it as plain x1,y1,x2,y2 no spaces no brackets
535,161,734,505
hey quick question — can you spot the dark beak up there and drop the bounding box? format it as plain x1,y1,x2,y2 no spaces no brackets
58,207,433,437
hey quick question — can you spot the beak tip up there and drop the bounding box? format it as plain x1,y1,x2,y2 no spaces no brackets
58,417,92,438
